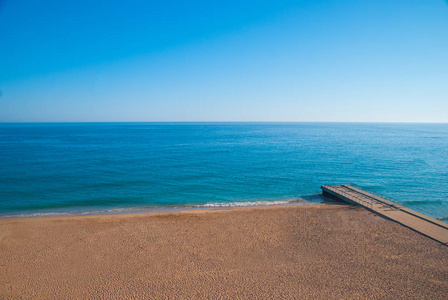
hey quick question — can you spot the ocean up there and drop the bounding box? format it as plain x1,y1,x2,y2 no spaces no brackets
0,122,447,221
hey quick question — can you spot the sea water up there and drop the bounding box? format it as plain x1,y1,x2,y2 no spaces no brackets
0,123,447,221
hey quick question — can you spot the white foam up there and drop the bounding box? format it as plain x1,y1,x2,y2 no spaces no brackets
0,199,311,218
3,212,73,218
194,199,305,208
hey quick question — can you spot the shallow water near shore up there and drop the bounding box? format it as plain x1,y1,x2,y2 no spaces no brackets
0,122,447,220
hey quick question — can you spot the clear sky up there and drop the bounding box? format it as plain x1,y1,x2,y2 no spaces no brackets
0,0,447,122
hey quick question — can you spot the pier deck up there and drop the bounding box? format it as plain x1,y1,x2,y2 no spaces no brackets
321,185,448,245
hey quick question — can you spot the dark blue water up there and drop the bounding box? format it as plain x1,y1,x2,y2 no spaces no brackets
0,123,447,220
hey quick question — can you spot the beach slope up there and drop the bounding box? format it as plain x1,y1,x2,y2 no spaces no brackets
1,204,447,299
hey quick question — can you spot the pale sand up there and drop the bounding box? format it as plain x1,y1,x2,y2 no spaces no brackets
0,203,447,299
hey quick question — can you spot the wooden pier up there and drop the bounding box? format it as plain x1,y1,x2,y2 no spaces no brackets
321,185,448,245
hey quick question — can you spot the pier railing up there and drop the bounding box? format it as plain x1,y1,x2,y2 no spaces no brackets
323,186,374,208
321,184,448,246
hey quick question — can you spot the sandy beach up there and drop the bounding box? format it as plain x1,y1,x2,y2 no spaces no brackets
1,203,447,299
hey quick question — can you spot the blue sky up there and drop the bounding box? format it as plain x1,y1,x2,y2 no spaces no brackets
0,0,447,122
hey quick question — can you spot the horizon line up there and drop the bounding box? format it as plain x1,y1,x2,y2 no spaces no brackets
0,121,447,124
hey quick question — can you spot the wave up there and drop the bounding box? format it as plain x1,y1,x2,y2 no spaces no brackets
0,199,312,218
193,199,308,208
2,212,73,218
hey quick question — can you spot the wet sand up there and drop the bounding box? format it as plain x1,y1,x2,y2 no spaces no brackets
1,203,447,299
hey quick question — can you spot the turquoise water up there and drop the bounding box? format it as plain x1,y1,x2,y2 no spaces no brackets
0,123,447,220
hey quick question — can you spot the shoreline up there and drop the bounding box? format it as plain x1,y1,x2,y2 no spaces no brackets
1,203,447,299
0,198,315,219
